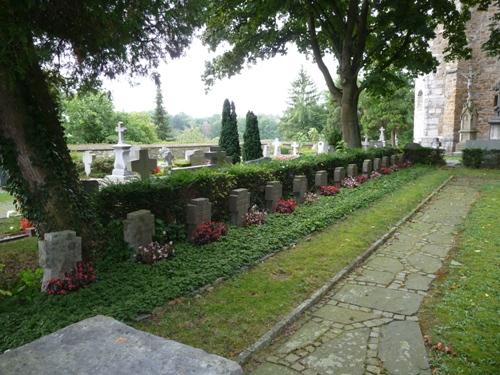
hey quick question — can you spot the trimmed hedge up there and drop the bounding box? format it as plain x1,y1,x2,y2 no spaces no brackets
463,148,500,169
403,147,445,165
95,148,398,224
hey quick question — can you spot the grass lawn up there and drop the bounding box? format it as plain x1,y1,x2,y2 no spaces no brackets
419,181,500,375
136,168,452,358
0,190,13,204
0,216,23,235
0,237,38,290
0,165,440,352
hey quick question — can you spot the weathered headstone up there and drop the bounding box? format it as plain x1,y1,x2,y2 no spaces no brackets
205,149,228,166
131,149,157,180
373,158,382,171
82,151,94,177
265,181,282,212
362,159,373,176
0,315,243,375
123,209,155,252
315,170,328,187
185,149,206,166
262,144,270,157
129,146,141,162
81,179,99,194
229,189,250,226
347,163,358,177
317,141,329,154
293,175,308,203
291,142,299,156
39,230,82,291
390,154,397,167
381,156,389,168
159,147,174,167
333,167,346,187
186,198,212,241
379,126,386,147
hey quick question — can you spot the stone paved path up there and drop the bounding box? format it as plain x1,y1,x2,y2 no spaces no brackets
248,178,479,375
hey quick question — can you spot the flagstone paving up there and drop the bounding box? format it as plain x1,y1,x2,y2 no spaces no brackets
248,178,479,375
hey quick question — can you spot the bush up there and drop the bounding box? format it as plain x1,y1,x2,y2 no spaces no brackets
136,242,175,264
463,149,500,169
95,148,398,235
403,146,445,165
275,198,297,214
280,146,290,155
192,222,228,245
73,155,114,178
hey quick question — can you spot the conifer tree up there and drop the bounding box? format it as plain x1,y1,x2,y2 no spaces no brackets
243,111,263,161
152,72,172,140
219,99,241,163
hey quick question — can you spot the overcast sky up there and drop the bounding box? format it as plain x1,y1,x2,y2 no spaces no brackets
103,37,336,118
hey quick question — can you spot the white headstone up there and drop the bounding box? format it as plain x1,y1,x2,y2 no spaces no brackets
317,141,328,154
291,142,299,156
107,122,135,182
362,134,369,150
262,144,270,157
82,151,94,177
129,146,140,162
379,127,386,147
272,138,281,157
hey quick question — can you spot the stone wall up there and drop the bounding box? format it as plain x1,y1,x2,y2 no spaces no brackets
414,5,500,153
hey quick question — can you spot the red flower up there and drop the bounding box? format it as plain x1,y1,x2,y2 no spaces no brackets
355,175,368,184
319,185,340,196
20,218,33,231
152,166,162,174
45,261,97,295
275,198,297,214
192,222,228,245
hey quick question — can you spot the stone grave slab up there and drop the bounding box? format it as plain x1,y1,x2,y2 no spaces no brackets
123,209,155,251
302,328,370,375
362,159,373,176
347,163,358,177
373,157,381,171
185,149,206,166
381,156,389,168
390,154,397,167
292,175,307,203
186,198,212,240
265,181,282,212
131,149,157,180
314,170,328,187
333,285,423,315
379,321,431,375
0,315,242,375
407,254,442,273
312,305,380,324
81,179,99,194
405,274,434,291
251,363,298,375
333,167,345,186
229,188,250,226
365,256,404,273
39,230,82,291
277,320,330,354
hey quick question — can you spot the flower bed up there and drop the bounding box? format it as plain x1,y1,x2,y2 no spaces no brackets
275,198,297,214
318,185,340,196
192,222,228,245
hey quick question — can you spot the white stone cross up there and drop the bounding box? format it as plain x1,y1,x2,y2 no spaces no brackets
291,142,299,156
115,122,127,145
379,127,386,147
131,149,158,180
272,138,281,157
82,151,94,177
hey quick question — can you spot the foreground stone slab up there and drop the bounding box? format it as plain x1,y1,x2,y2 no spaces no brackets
406,274,434,291
365,256,405,273
407,254,442,273
0,316,242,375
379,321,431,375
356,268,395,285
251,363,299,375
334,284,423,315
302,328,369,375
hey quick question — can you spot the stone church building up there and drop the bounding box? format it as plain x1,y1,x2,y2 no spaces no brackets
413,6,500,153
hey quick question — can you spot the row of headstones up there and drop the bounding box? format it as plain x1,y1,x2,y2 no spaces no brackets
39,154,402,290
263,139,330,157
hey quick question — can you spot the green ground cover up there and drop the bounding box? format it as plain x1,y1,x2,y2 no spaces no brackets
0,216,22,235
0,166,436,352
420,182,500,375
136,168,451,358
0,190,13,204
0,238,38,291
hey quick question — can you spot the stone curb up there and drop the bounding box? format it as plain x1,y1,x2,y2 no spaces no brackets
237,175,455,365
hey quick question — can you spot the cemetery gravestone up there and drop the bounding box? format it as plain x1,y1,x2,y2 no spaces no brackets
123,210,155,252
205,149,228,166
39,230,82,291
81,179,99,194
107,122,135,182
131,149,157,180
272,138,281,157
362,159,373,177
129,146,141,162
390,154,397,167
381,156,389,168
265,181,282,212
334,167,346,187
82,151,94,177
317,141,329,154
347,163,358,177
262,144,270,157
293,175,308,203
159,147,174,167
315,170,328,187
185,149,206,166
186,198,212,241
291,142,299,156
373,158,382,171
229,189,250,227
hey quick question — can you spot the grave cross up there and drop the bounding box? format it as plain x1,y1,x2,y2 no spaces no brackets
131,149,157,180
115,122,127,145
82,151,94,177
272,138,281,156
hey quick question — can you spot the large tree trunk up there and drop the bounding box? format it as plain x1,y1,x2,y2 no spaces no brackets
0,40,95,256
340,80,362,148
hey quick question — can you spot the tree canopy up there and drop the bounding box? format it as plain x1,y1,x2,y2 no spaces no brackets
202,0,471,147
